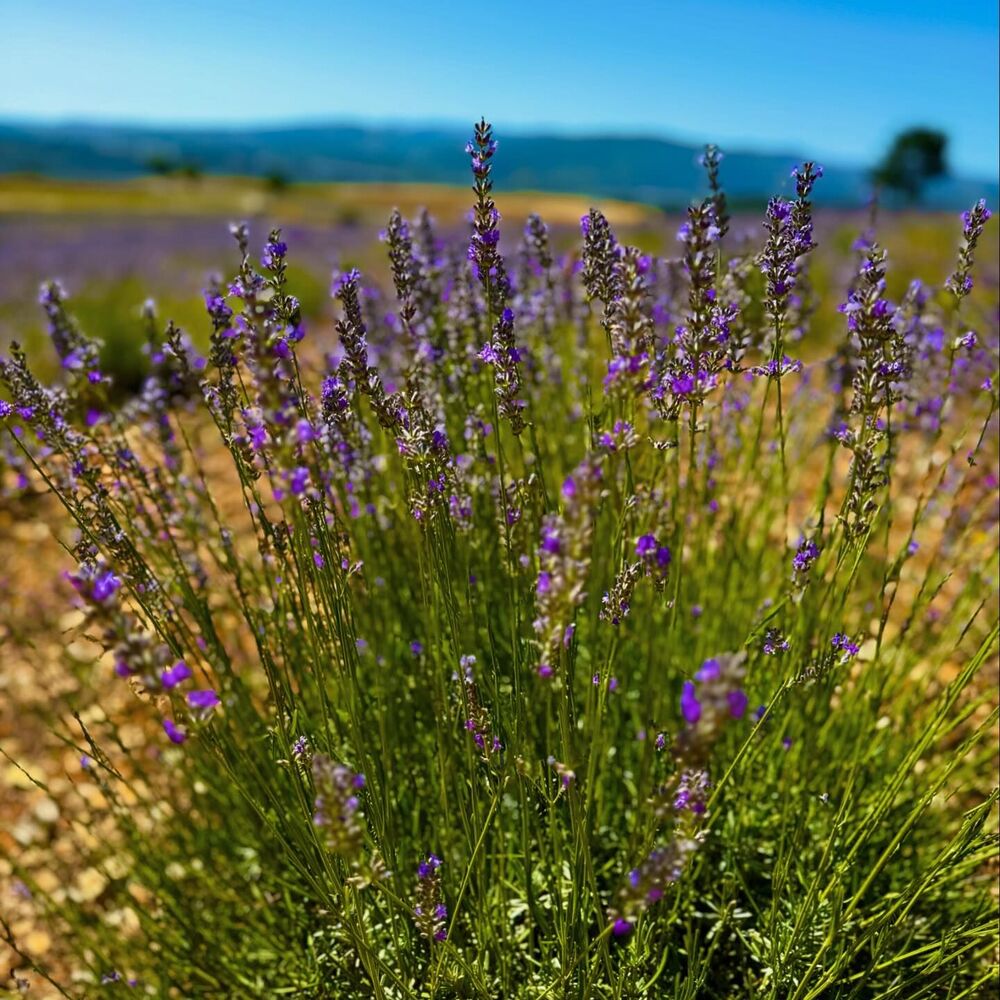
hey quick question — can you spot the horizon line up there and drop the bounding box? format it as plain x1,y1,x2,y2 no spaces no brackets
2,113,997,184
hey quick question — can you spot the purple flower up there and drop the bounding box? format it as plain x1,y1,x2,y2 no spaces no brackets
289,466,310,496
417,853,442,879
540,526,561,554
247,423,267,451
831,633,861,657
695,658,721,682
160,661,192,689
414,851,448,941
680,681,701,724
312,755,367,859
727,690,749,719
163,719,187,745
261,239,288,269
947,199,992,298
636,534,657,558
762,628,790,655
792,538,819,575
91,571,121,604
186,689,220,710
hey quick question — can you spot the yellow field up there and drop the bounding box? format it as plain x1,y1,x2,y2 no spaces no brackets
0,174,653,227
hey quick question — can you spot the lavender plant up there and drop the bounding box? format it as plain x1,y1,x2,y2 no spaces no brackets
1,123,997,999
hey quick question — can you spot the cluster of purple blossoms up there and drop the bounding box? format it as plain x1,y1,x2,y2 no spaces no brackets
893,302,995,455
600,560,642,626
580,208,622,308
291,735,312,768
762,627,791,655
636,533,671,579
597,419,638,453
792,630,865,685
610,837,700,937
458,657,503,762
792,537,820,579
311,755,367,861
599,531,672,626
466,123,502,289
67,562,218,744
547,755,576,789
161,684,221,745
334,269,400,432
946,199,992,299
319,365,370,495
99,971,139,987
840,246,907,404
468,120,526,433
677,655,750,733
749,355,803,380
758,162,822,334
413,853,448,943
603,246,656,400
837,244,909,535
533,457,604,678
611,652,748,932
464,679,503,761
382,208,432,357
336,264,461,522
514,213,566,383
0,339,98,500
68,563,121,606
672,767,712,815
38,280,104,386
831,632,861,658
260,237,288,271
651,201,734,418
700,144,730,239
477,306,526,432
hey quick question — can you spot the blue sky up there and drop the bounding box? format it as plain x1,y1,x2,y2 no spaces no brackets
3,0,998,178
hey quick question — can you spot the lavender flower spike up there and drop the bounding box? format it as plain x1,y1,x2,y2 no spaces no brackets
413,852,448,942
946,199,992,300
468,119,526,433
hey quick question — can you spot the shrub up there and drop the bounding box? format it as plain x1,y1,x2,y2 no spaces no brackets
1,123,997,998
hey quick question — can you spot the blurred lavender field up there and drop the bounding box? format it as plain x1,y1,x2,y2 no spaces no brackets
3,188,995,370
1,217,366,336
0,180,653,373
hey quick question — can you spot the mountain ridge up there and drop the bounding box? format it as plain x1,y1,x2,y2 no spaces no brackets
1,120,995,210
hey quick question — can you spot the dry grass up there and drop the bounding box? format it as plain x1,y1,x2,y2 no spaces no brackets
0,175,653,228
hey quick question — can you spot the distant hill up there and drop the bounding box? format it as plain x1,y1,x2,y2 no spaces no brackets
1,120,995,210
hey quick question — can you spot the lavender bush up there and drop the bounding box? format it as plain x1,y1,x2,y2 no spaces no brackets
1,122,997,998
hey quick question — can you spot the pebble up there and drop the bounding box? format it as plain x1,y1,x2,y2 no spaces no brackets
34,798,60,824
